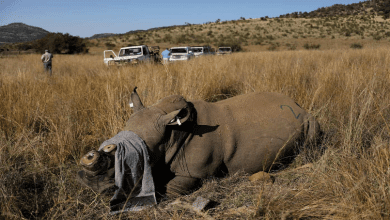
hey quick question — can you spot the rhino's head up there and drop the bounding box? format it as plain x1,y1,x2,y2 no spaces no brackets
124,87,192,159
77,88,193,193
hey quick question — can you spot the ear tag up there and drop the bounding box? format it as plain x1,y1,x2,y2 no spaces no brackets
129,102,134,108
176,118,182,126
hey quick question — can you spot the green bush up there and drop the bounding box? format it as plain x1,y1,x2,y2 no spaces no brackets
286,43,297,50
33,33,88,54
15,42,33,51
105,42,116,50
174,34,189,44
303,43,321,50
267,44,277,51
163,34,173,43
373,35,382,40
350,43,363,49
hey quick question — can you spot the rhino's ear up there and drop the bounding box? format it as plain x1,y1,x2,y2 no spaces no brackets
130,87,145,112
162,107,191,126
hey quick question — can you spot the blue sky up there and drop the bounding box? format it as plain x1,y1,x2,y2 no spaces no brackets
0,0,364,38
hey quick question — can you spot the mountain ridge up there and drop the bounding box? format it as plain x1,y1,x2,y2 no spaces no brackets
2,0,390,44
0,22,50,44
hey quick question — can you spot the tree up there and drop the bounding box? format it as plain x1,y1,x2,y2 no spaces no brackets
34,33,88,54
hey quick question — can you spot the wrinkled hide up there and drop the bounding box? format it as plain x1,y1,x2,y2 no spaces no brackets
123,89,320,196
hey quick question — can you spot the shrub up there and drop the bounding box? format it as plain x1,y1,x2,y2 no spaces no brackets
267,44,277,51
15,42,33,51
350,43,363,49
373,35,382,40
163,34,173,43
253,38,263,45
105,42,116,50
286,43,297,50
174,34,189,44
33,33,88,54
266,35,275,40
303,43,321,50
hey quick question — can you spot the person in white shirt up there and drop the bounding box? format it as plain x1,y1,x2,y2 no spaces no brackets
41,49,54,75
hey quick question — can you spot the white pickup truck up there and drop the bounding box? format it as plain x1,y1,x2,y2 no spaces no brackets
216,47,232,55
191,46,213,57
169,47,194,62
104,45,159,66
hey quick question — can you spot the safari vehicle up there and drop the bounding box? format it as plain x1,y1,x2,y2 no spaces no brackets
169,47,194,62
104,45,161,66
217,47,232,55
191,46,213,57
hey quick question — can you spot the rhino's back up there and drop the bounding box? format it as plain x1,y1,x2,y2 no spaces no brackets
189,92,310,175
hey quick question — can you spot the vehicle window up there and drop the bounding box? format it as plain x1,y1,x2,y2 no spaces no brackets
143,47,149,55
171,48,187,53
119,48,142,56
192,48,202,52
219,47,231,52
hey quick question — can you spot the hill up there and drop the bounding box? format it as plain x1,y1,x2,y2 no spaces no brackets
4,0,390,53
0,23,50,44
88,33,118,40
82,0,390,54
86,14,390,54
279,0,390,18
87,24,190,39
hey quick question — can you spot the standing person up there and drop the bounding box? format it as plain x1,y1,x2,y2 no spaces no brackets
161,48,170,64
41,49,54,75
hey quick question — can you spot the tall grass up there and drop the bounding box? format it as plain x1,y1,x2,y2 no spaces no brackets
1,48,390,219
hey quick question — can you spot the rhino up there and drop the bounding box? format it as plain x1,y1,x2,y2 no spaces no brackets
77,88,320,201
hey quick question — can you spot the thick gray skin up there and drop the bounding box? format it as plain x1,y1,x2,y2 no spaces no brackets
124,90,320,196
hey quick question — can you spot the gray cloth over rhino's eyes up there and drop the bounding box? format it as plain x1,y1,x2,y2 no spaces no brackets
98,131,156,213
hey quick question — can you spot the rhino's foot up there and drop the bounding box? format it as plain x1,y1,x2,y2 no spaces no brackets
166,176,200,198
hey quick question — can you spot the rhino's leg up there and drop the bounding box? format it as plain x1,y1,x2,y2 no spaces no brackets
166,176,200,197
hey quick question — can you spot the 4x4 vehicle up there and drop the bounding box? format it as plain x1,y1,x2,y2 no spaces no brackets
191,46,213,57
104,45,161,66
169,47,194,62
217,47,232,55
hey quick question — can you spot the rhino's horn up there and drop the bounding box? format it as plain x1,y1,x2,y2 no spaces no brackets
130,87,145,112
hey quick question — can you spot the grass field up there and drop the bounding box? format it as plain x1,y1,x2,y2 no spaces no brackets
1,47,390,219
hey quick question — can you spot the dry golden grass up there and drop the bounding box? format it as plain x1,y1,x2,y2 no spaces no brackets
1,47,390,219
